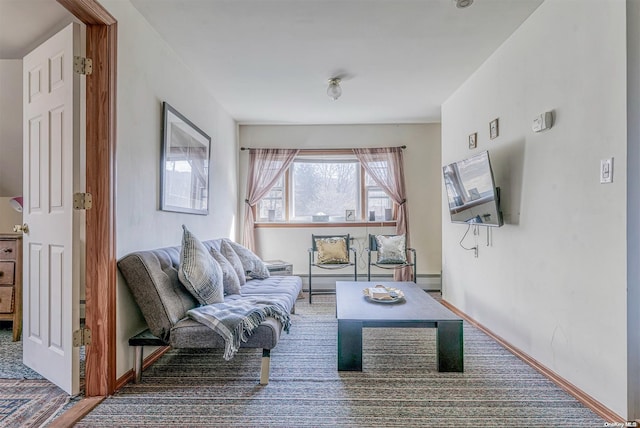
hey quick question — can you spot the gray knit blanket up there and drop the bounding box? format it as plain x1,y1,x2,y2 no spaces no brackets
187,296,291,360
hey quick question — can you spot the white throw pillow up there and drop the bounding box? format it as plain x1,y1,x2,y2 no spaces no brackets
375,234,407,264
178,225,224,305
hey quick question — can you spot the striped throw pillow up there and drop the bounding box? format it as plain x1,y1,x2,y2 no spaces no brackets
178,225,224,305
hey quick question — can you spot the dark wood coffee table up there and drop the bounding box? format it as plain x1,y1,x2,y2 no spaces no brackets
336,281,463,372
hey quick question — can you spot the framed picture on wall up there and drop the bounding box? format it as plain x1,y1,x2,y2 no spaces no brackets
160,102,211,215
489,118,499,140
468,132,477,149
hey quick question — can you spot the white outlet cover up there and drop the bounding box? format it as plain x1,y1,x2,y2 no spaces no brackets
600,157,613,183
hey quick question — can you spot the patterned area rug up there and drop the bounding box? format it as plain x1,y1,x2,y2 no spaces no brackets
77,295,605,427
0,379,69,427
0,325,77,427
0,324,42,379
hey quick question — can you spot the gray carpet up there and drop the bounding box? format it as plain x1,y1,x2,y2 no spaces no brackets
0,322,42,379
77,295,605,427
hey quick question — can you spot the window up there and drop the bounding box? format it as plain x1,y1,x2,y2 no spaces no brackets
257,152,393,223
291,157,359,221
257,175,285,221
365,172,392,221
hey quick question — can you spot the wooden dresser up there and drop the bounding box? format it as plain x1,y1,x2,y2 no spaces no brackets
0,233,22,341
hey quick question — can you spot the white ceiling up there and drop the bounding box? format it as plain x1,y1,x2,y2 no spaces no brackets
1,0,544,125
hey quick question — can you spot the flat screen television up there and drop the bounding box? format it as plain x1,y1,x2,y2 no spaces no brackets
443,150,503,227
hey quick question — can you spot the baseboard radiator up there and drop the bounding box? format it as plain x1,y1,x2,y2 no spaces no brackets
299,273,441,292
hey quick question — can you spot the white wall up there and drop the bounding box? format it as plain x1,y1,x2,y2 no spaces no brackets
626,0,640,420
0,60,22,197
442,0,628,417
239,124,442,285
101,0,239,378
0,197,21,233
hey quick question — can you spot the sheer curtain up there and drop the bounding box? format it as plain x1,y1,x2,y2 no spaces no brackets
354,147,412,281
243,148,299,252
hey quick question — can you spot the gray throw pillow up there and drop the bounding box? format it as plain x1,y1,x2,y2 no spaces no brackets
224,239,270,279
209,247,241,295
220,240,246,285
376,234,407,264
178,225,224,305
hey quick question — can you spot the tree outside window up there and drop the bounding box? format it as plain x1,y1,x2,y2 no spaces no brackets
256,154,393,223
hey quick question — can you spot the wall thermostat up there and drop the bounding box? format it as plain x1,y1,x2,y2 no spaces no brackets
532,111,554,132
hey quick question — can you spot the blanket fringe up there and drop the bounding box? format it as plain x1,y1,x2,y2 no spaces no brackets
223,304,291,360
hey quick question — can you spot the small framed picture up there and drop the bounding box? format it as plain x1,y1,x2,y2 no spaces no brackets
345,209,356,221
489,118,499,140
468,132,477,149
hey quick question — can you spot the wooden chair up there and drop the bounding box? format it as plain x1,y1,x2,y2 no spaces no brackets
308,234,357,303
366,234,416,282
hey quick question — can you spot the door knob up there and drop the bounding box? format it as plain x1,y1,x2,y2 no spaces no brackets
13,223,29,234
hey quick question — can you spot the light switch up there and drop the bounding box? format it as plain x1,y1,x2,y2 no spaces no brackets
532,111,554,132
600,158,613,183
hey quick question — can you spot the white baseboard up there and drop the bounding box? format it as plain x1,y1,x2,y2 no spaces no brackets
302,273,441,291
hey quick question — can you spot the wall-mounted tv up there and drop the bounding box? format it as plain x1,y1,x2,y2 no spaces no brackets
443,150,503,227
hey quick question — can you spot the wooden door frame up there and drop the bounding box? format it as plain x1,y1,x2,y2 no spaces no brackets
57,0,116,397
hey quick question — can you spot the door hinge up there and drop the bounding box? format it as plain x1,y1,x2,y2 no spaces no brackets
73,192,93,210
73,328,92,347
73,56,93,75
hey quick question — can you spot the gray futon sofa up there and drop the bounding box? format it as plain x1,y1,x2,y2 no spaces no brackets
118,238,302,385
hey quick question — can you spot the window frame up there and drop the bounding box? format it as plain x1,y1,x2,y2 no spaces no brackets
255,150,397,228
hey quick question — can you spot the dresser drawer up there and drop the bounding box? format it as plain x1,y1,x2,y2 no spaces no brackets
0,286,14,313
0,262,15,285
0,240,17,261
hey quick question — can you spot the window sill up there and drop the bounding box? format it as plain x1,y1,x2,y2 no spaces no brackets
255,221,397,228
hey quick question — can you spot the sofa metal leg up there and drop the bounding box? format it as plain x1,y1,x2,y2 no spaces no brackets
260,349,271,385
134,345,143,383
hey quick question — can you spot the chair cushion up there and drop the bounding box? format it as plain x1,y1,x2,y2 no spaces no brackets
315,236,349,264
178,225,224,305
376,234,407,264
209,247,241,295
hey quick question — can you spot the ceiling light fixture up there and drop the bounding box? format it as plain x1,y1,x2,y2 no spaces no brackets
455,0,473,8
327,78,342,100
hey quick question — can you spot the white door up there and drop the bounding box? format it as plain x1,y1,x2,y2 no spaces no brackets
22,23,81,395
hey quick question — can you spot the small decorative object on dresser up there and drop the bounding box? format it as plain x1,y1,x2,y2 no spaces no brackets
0,234,22,341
